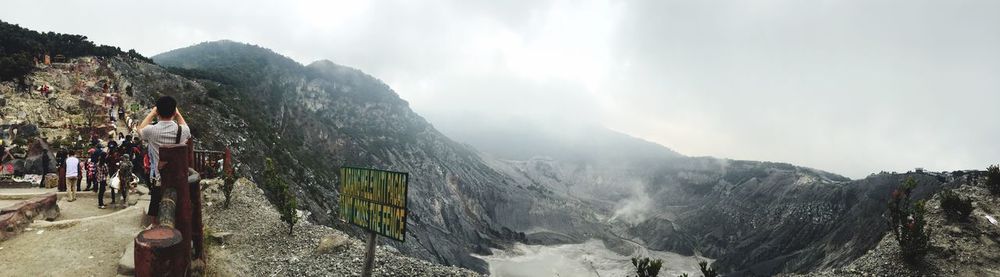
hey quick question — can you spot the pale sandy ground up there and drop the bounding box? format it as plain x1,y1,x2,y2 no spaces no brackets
0,188,146,277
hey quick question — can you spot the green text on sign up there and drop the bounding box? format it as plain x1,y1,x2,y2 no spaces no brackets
338,167,409,242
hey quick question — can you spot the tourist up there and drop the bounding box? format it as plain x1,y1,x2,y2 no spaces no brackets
118,106,126,124
130,137,145,184
138,96,192,225
84,153,96,191
108,153,119,207
108,134,119,155
65,152,81,202
117,153,133,207
95,152,109,209
40,149,50,188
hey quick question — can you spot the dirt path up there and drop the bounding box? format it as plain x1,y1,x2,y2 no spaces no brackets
55,195,120,220
0,201,144,276
0,195,148,276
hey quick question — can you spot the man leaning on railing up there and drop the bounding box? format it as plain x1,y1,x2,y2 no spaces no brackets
137,96,192,228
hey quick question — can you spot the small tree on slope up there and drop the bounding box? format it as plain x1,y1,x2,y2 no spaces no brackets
886,177,930,264
223,168,236,208
265,158,297,235
698,261,718,277
940,189,973,222
987,164,1000,195
632,256,662,277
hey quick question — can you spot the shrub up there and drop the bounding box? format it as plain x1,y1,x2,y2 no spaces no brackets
222,172,236,208
631,256,663,277
940,189,973,222
886,177,930,263
264,158,297,235
698,261,718,277
987,165,1000,195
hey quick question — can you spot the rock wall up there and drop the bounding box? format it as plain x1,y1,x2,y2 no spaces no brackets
0,193,60,241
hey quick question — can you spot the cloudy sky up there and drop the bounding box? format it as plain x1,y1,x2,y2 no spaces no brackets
3,0,998,178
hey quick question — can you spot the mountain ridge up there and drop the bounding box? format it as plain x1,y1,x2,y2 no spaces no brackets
3,22,984,275
148,40,928,276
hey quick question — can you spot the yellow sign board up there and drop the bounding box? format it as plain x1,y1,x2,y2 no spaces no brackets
338,167,409,242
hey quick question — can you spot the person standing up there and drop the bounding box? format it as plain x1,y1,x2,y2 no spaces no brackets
118,153,133,207
138,96,192,225
107,135,119,156
95,153,109,209
84,156,95,191
65,152,80,202
118,107,126,125
40,149,50,188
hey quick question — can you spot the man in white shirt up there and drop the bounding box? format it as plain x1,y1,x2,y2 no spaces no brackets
137,96,192,224
65,152,81,202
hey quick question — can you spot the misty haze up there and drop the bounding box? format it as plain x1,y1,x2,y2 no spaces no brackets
1,1,999,277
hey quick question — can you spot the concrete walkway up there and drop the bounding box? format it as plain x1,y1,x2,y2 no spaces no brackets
0,201,145,277
0,185,150,277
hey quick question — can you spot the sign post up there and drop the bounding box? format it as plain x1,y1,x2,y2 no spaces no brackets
338,167,409,277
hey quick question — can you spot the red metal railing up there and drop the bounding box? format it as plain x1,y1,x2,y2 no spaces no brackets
186,139,231,179
192,150,225,179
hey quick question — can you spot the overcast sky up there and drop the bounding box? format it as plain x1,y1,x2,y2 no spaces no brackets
3,0,998,178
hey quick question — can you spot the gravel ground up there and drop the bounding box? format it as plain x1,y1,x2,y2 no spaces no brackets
202,178,482,277
789,184,1000,277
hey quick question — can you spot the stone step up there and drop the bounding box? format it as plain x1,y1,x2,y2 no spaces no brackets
118,240,135,276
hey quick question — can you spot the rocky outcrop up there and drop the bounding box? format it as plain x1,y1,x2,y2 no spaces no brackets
0,193,59,240
200,178,481,276
791,182,1000,276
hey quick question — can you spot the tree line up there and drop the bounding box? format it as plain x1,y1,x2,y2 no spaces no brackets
0,20,151,82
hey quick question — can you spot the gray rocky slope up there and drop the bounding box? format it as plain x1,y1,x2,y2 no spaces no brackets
789,180,1000,277
67,39,981,275
201,178,480,276
435,117,978,276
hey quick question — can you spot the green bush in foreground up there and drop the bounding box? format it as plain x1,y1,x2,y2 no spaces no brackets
264,158,297,235
887,177,930,263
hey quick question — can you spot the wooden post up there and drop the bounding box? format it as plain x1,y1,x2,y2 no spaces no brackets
186,139,194,167
362,230,377,277
134,226,183,277
160,144,191,276
57,165,66,191
190,168,204,261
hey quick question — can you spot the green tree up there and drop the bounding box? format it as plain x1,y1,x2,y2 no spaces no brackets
886,177,930,263
631,256,663,277
698,261,718,277
264,158,297,235
940,189,973,222
223,170,236,208
987,164,1000,195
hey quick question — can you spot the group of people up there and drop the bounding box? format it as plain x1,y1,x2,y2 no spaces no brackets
61,134,142,209
60,95,192,227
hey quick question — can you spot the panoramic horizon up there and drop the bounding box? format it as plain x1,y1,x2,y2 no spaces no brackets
2,2,1000,277
3,0,999,178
